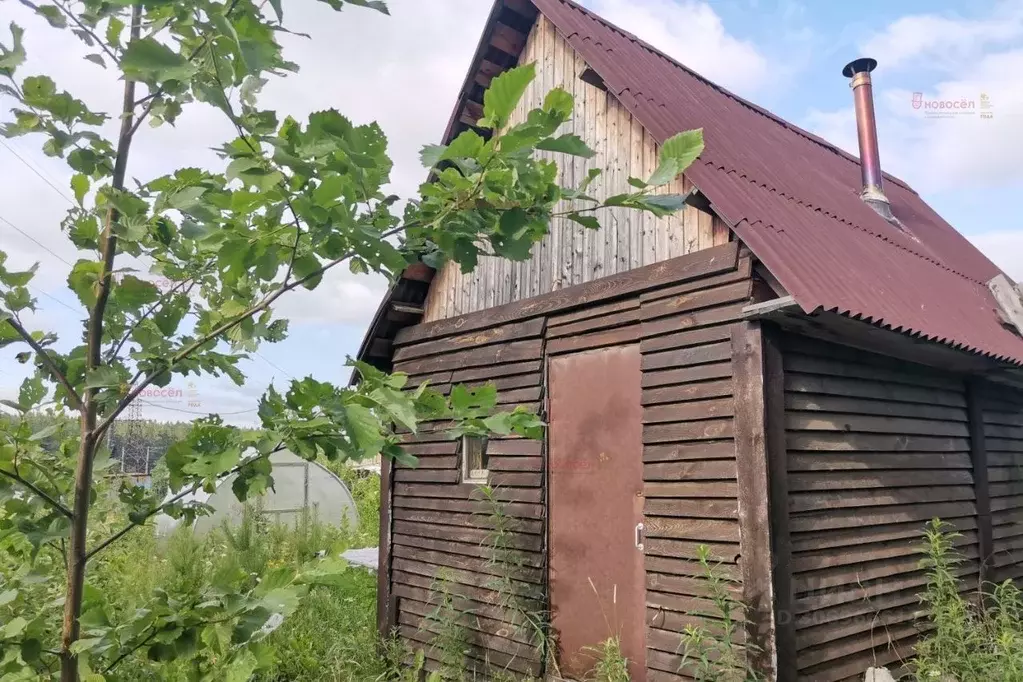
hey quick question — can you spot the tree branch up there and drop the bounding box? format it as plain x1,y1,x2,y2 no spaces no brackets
105,273,204,363
4,317,83,411
0,468,74,519
54,0,120,63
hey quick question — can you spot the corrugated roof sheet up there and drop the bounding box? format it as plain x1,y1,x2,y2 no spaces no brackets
533,0,1023,365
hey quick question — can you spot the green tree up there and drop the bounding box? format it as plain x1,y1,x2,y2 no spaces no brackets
0,1,704,679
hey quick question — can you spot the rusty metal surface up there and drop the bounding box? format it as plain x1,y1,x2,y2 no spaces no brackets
531,0,1023,366
549,346,646,681
846,63,884,196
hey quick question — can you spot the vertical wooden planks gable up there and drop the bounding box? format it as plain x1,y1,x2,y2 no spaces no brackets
421,16,734,323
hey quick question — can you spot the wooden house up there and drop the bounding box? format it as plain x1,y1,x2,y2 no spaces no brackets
355,1,1023,680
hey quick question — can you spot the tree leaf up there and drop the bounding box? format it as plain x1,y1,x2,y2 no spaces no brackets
536,134,595,158
84,53,105,68
71,173,89,204
638,192,691,216
67,260,103,308
0,23,26,76
121,37,196,83
85,366,121,389
566,212,600,230
34,5,66,29
106,17,124,48
268,0,284,22
479,63,535,131
543,87,574,119
419,144,445,169
442,130,484,160
648,128,704,186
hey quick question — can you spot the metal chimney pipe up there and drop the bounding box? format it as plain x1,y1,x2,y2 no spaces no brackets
843,57,896,223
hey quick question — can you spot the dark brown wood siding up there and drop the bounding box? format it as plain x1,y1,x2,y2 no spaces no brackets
639,257,753,681
780,335,978,682
383,243,752,680
389,318,548,679
982,383,1023,585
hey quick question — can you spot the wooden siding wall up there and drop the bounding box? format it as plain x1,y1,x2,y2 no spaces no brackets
383,243,754,680
388,320,548,678
982,383,1023,585
779,335,980,682
422,15,729,323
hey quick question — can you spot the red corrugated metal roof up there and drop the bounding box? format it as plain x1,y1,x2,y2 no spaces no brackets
533,0,1023,365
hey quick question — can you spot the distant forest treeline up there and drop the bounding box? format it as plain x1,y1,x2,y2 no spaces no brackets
2,411,198,471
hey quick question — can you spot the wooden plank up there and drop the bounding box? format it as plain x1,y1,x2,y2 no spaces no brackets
785,371,966,408
394,338,542,375
450,360,542,383
788,485,976,513
788,501,978,533
641,302,747,340
642,361,733,388
969,380,994,585
643,418,734,443
393,317,545,362
395,243,740,345
786,412,969,437
643,397,734,424
787,451,972,472
730,321,777,679
642,379,733,406
645,497,739,519
548,295,638,327
546,324,639,355
640,256,752,303
546,306,639,338
392,532,543,568
644,516,740,542
390,544,544,584
641,280,752,321
786,431,970,453
393,482,542,503
377,452,395,637
642,341,732,371
783,351,964,392
640,320,734,354
763,326,795,682
644,458,736,481
784,392,968,423
643,440,735,463
393,520,543,552
645,481,738,498
788,469,974,491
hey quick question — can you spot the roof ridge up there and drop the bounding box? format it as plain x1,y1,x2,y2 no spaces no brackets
704,161,983,286
543,0,915,193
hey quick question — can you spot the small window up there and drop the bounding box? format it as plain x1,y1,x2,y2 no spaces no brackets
460,434,489,484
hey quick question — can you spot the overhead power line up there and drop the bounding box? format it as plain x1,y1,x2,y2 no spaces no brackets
0,213,74,267
0,139,75,205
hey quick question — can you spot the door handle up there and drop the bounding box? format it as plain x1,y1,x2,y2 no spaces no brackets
635,522,644,551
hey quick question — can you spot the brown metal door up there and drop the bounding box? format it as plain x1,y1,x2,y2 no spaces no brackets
549,345,646,681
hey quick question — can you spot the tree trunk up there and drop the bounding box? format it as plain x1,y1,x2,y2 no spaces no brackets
60,428,98,681
59,6,140,677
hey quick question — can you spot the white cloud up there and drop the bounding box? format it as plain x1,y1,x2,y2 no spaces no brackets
0,0,488,325
969,230,1023,283
805,47,1023,194
584,0,770,95
0,0,490,407
861,1,1023,72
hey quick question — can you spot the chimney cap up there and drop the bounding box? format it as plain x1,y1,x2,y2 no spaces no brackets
842,57,877,78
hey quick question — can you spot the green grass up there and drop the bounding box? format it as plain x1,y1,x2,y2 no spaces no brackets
90,468,388,681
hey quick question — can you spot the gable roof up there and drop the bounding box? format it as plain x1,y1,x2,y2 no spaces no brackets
357,0,1023,371
525,0,1022,365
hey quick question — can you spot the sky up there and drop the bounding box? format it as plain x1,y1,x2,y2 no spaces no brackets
1,0,1021,425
